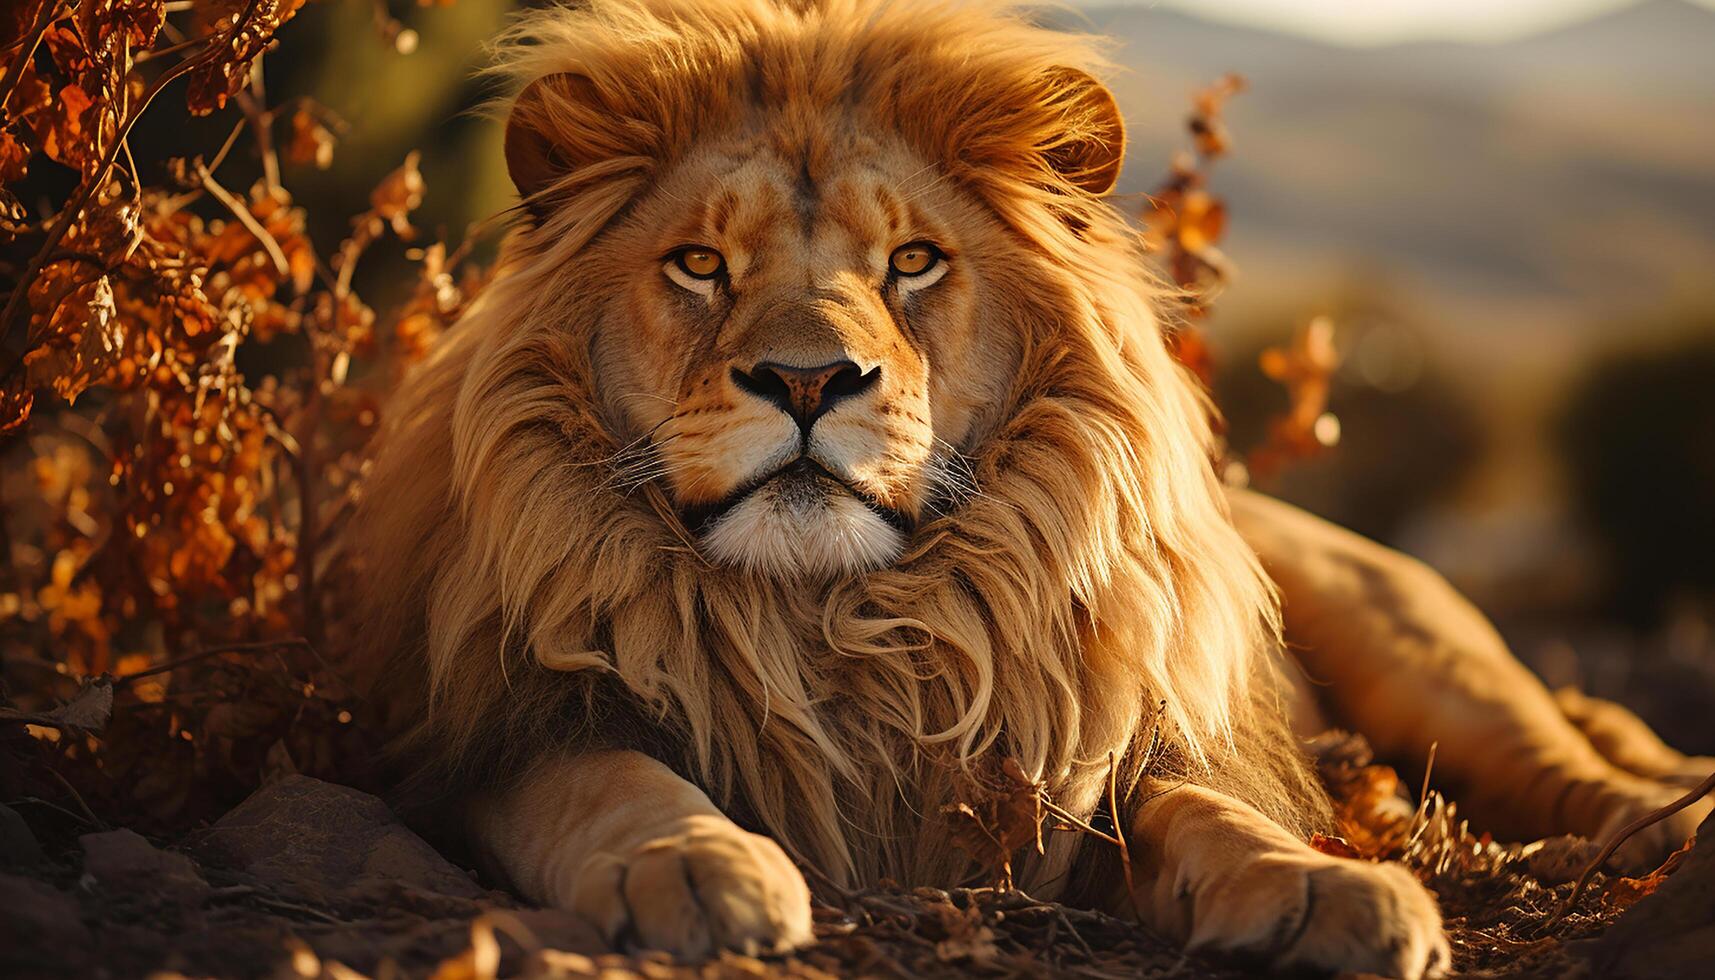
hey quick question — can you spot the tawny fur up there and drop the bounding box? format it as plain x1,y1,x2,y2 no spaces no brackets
348,0,1328,894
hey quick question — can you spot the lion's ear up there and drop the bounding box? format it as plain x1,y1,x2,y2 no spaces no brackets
1042,68,1125,196
505,72,627,221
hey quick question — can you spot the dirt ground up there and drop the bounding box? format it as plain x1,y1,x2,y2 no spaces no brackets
1,768,1709,980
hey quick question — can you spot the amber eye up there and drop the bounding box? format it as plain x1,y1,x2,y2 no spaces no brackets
673,246,725,279
889,242,941,277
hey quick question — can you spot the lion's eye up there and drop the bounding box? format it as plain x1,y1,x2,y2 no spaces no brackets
889,242,941,277
673,246,725,279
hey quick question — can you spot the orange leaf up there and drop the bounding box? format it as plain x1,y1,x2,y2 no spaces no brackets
185,0,308,115
370,150,425,236
0,127,30,184
1310,833,1362,859
0,381,33,435
286,107,335,170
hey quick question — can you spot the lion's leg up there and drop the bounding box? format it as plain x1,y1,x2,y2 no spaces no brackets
470,750,812,958
1227,489,1711,871
1121,781,1448,979
1555,687,1715,788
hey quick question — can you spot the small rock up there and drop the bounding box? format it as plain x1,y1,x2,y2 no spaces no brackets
195,774,486,903
0,873,90,971
1582,808,1715,977
0,803,44,866
81,828,207,895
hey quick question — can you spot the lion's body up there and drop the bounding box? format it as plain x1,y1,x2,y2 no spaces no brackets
354,0,1322,892
347,1,1709,974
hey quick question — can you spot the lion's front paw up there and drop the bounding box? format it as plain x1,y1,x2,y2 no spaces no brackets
566,815,813,960
1188,855,1449,980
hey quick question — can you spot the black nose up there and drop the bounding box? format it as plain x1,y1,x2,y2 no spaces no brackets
731,360,879,433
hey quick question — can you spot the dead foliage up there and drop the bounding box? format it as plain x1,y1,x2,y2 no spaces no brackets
938,745,1149,923
1140,73,1340,482
1,0,482,837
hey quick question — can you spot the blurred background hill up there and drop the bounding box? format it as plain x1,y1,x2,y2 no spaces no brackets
151,0,1713,750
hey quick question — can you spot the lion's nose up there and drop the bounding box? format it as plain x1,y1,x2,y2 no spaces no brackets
731,359,879,433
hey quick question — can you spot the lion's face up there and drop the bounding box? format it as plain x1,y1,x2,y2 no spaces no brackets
494,5,1128,581
585,134,1020,578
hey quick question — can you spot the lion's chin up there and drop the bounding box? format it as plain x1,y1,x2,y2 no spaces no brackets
699,476,906,579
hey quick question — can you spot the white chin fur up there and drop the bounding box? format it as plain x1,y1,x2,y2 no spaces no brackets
701,486,905,578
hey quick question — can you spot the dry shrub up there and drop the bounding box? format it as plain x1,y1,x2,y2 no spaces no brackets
0,0,481,833
1138,73,1340,482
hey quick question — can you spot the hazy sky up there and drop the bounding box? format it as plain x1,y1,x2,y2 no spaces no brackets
1144,0,1715,46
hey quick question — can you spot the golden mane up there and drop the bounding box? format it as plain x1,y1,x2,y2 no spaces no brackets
348,0,1327,892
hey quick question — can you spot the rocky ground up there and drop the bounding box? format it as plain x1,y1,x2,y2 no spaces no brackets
1,773,1710,980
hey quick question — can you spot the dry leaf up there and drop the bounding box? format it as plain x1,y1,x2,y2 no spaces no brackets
0,675,114,732
941,756,1048,888
370,150,425,236
287,107,336,169
1310,833,1363,860
1603,840,1692,911
185,0,309,115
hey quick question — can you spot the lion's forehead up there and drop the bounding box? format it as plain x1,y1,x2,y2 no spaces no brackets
668,133,940,269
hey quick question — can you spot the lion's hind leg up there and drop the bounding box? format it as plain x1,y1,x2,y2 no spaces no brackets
1123,781,1449,980
1229,488,1713,872
1556,687,1715,789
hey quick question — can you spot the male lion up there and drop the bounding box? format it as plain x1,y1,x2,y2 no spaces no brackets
348,1,1713,976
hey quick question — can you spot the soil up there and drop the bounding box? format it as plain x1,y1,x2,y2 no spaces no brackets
1,773,1709,980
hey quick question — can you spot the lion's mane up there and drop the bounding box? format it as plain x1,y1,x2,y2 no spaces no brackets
349,0,1328,894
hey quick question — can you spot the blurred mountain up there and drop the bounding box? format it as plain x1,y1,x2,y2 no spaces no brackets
1077,0,1715,359
1070,1,1715,609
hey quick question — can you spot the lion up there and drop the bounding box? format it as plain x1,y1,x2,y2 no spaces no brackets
346,1,1714,977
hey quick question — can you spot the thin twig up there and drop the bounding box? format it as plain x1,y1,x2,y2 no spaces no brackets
1404,740,1440,853
44,765,106,830
1041,797,1121,848
294,365,326,652
6,795,96,828
1554,768,1715,922
1418,740,1438,812
259,94,351,134
195,161,291,278
1047,903,1097,959
798,856,857,904
236,62,281,194
0,0,61,117
247,893,342,924
131,34,207,66
113,637,312,686
1107,750,1144,925
202,115,252,176
1125,700,1167,800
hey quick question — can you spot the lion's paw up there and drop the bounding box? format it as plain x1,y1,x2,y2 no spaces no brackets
1188,855,1449,980
566,815,813,960
1595,786,1712,875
